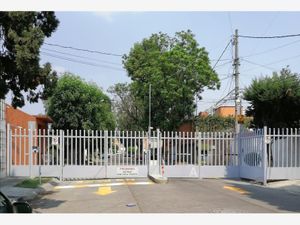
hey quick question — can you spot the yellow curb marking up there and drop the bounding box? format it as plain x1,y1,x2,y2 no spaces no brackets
54,181,153,190
94,186,116,196
223,185,249,194
75,179,112,184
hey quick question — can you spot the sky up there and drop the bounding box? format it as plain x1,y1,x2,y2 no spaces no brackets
6,11,300,115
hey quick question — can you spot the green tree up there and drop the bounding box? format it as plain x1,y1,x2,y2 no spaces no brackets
123,30,220,131
244,67,300,128
108,83,144,130
196,115,235,132
46,73,116,130
0,12,59,107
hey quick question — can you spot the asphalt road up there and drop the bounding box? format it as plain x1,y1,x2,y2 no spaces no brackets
29,178,300,213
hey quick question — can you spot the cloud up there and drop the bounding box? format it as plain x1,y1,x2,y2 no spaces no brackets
93,12,115,23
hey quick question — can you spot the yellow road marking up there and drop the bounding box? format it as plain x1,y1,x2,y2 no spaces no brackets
223,185,249,194
75,179,112,184
94,186,116,196
54,181,153,190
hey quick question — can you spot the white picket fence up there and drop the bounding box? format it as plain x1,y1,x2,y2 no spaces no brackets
6,124,300,183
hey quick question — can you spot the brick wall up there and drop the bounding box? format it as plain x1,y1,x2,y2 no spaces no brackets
6,105,38,166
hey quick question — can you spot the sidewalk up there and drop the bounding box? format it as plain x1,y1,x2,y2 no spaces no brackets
0,176,59,201
267,180,300,195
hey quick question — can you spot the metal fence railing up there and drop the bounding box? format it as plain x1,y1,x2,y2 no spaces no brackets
0,99,6,177
6,125,300,182
265,128,300,168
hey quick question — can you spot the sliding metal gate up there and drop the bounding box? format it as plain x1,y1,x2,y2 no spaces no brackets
7,126,240,179
160,131,238,178
7,126,149,179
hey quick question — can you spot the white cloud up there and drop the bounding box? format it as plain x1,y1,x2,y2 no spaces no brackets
93,12,115,23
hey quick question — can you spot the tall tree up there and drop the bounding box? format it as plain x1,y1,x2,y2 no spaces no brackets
244,67,300,128
108,83,144,130
46,73,116,130
0,12,59,107
123,30,220,130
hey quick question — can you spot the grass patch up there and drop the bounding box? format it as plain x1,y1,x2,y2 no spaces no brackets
15,177,52,188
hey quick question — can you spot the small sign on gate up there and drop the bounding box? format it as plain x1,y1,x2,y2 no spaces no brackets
117,167,139,176
52,137,59,145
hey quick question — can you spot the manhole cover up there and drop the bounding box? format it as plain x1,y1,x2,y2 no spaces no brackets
126,203,136,207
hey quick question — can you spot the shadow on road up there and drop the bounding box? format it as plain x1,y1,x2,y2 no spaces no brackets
30,198,65,210
225,181,300,212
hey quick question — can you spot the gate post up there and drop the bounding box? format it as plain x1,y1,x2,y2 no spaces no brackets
28,125,33,178
157,129,161,175
262,126,268,185
104,130,108,178
237,132,241,178
60,130,64,181
6,124,10,177
147,130,151,176
198,132,202,179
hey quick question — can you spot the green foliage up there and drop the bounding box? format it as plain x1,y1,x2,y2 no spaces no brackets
195,115,235,132
15,177,52,188
108,83,144,130
46,73,116,130
123,30,220,131
0,12,59,107
244,67,300,128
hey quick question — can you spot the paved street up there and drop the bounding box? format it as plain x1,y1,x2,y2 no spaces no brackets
29,178,300,213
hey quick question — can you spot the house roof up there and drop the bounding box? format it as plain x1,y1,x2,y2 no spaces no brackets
34,115,53,123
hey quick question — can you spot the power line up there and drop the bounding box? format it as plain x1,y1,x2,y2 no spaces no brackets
41,51,125,72
241,38,300,58
241,53,300,72
212,40,232,70
239,33,300,39
44,42,123,57
242,59,277,71
42,48,122,66
246,12,280,57
214,60,233,69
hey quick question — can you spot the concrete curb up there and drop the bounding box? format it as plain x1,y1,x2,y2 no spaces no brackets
148,175,168,184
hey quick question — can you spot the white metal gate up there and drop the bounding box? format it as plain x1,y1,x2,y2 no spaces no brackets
239,127,300,184
239,128,266,183
160,131,239,178
6,126,240,179
7,126,149,179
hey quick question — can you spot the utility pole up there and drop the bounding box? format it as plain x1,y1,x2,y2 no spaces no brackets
148,83,151,133
233,29,240,134
147,84,152,176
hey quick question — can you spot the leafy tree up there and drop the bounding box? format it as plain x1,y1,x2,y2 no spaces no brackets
123,30,220,131
244,67,300,128
0,12,59,107
108,83,144,130
46,73,116,130
195,115,235,132
195,114,252,132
